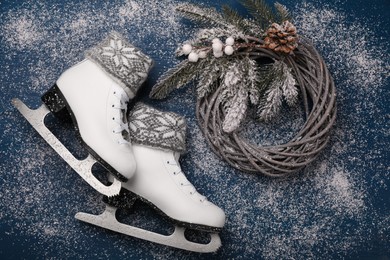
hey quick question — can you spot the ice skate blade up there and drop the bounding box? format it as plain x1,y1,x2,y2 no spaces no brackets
75,205,222,253
11,98,121,197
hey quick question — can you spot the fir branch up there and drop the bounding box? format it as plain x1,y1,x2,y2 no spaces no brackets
218,58,257,132
241,18,265,36
219,61,243,110
150,59,207,99
197,59,223,98
257,60,298,120
221,5,251,34
256,62,275,95
222,83,248,133
281,64,298,106
240,0,277,29
258,81,283,121
176,3,251,39
176,3,230,29
195,28,234,42
274,2,292,22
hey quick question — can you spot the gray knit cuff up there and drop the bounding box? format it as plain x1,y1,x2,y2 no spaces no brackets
128,103,186,154
86,31,153,98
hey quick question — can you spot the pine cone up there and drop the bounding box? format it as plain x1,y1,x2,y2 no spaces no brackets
263,21,298,54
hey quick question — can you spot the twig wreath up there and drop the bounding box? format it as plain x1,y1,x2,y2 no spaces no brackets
150,1,337,177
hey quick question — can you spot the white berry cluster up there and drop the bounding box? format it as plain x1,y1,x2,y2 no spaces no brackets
182,37,235,62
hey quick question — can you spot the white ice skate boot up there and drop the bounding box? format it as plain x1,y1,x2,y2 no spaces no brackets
12,32,153,196
76,103,226,252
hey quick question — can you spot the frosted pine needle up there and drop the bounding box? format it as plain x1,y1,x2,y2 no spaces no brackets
259,82,283,121
258,60,298,121
218,59,252,132
281,64,297,106
219,62,242,110
222,84,248,133
197,60,221,98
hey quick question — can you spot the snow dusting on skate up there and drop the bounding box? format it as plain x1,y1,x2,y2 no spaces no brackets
0,0,389,259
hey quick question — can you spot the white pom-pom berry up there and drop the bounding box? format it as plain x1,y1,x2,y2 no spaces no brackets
212,38,222,44
188,52,199,62
225,37,234,46
182,44,192,55
212,41,223,52
213,50,223,58
224,45,234,55
198,51,207,59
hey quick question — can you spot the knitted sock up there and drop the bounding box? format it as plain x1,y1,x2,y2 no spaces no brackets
128,103,187,154
86,31,153,99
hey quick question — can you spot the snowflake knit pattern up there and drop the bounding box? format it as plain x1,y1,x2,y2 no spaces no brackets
86,31,153,98
128,103,187,154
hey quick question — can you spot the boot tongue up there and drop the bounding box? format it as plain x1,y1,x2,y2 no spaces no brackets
173,152,180,163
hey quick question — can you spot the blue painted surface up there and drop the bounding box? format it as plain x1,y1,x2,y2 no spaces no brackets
0,0,389,259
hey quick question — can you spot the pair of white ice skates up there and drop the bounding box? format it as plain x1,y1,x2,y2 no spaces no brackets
12,32,225,253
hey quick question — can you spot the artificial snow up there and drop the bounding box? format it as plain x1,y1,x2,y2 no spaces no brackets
0,0,389,259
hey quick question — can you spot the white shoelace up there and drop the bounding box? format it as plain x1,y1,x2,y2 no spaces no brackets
166,158,207,203
111,89,130,145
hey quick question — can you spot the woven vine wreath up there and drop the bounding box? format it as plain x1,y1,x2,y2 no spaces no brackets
150,2,337,177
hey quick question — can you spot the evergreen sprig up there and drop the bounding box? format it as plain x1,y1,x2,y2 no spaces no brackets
197,58,228,98
218,57,260,132
257,60,297,121
150,59,208,99
240,0,276,29
222,83,248,133
221,5,250,34
274,2,292,22
240,0,292,30
176,3,231,29
150,1,298,131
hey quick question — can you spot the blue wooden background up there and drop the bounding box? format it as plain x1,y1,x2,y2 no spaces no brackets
0,0,389,259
